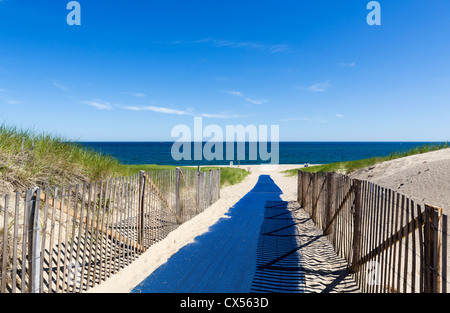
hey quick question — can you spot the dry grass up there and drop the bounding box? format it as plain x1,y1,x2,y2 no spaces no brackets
0,124,124,194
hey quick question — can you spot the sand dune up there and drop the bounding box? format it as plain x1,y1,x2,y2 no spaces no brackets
349,148,450,214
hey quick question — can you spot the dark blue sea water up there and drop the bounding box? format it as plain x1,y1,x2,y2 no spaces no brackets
77,142,443,166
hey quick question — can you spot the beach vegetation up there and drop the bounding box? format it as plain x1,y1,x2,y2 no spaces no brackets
0,123,249,193
283,142,449,176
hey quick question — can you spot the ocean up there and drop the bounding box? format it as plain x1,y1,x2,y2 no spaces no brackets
77,142,441,166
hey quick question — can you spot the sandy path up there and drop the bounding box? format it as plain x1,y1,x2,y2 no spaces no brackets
88,164,358,293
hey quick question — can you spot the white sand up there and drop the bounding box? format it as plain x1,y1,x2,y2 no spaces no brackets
349,148,450,214
88,164,358,293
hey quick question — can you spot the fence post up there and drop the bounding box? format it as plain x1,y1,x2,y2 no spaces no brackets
217,169,221,200
208,170,212,206
311,173,318,223
324,172,335,236
350,180,362,273
138,171,145,246
176,168,181,223
442,214,447,293
196,167,201,212
1,195,9,293
423,205,440,293
27,187,41,293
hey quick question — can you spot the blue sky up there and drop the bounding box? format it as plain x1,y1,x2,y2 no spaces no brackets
0,0,449,141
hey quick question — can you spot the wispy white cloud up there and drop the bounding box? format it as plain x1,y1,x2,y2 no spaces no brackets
121,92,147,98
123,105,187,115
200,112,246,119
0,88,21,104
210,39,290,53
82,100,113,110
83,98,244,119
0,93,21,105
281,117,327,123
222,90,243,97
122,104,244,119
175,38,290,54
223,90,268,105
338,61,356,67
335,113,345,118
309,80,332,92
245,97,269,105
50,79,70,92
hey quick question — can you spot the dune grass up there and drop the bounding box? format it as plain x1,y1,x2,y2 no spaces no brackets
283,142,449,177
199,166,250,187
0,124,249,191
0,124,125,190
121,164,250,188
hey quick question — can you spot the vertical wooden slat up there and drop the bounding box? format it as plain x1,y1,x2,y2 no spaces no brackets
55,187,66,292
61,185,72,293
85,182,97,291
100,180,110,283
396,195,405,293
12,192,20,293
138,171,145,247
107,178,117,278
363,181,373,292
80,183,93,292
381,188,390,292
386,189,394,292
39,188,49,293
417,204,424,293
441,214,447,293
72,183,86,293
350,180,362,273
114,177,124,275
103,179,113,280
423,206,431,293
369,185,378,293
131,174,136,260
410,199,417,293
29,188,41,293
21,190,31,293
91,181,103,288
403,197,410,293
67,184,79,293
101,179,111,282
120,177,127,269
1,195,10,293
431,207,439,293
124,176,130,267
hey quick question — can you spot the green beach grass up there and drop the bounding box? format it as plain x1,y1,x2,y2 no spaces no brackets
121,164,250,187
0,124,249,191
283,143,449,177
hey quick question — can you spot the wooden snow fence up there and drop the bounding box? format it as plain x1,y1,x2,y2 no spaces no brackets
298,170,448,293
0,168,220,293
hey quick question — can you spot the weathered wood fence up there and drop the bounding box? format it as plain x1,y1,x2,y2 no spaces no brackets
0,167,220,293
298,170,448,293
